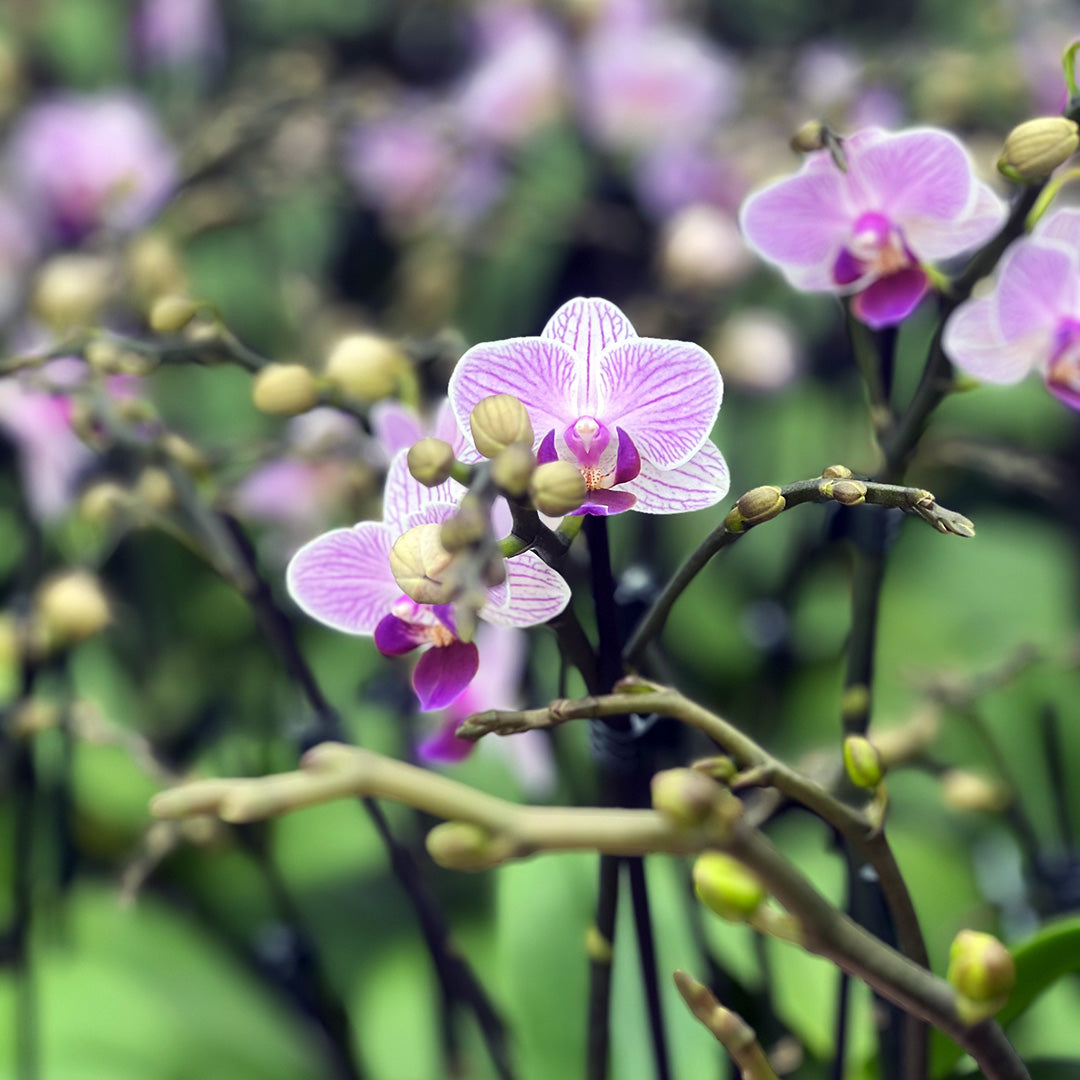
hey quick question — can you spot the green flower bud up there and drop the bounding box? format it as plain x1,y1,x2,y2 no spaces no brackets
36,570,111,646
491,443,536,498
693,852,767,923
389,523,456,604
947,929,1015,1024
324,333,409,402
998,117,1079,182
426,821,512,870
651,768,722,827
469,394,535,459
252,363,319,416
843,735,885,790
529,461,586,517
407,438,456,488
148,294,199,335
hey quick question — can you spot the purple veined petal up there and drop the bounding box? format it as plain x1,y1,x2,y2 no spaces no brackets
418,718,476,764
481,551,571,627
448,336,582,450
739,168,853,271
847,127,974,224
541,297,637,401
903,181,1005,260
850,267,929,329
619,440,729,514
375,612,428,656
431,397,469,457
285,523,400,635
568,488,639,516
412,640,480,711
995,238,1079,343
403,500,461,531
942,297,1040,384
597,337,721,469
1035,207,1080,250
613,427,641,484
369,400,425,459
382,450,458,532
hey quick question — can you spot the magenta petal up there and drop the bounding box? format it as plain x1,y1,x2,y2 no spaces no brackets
833,247,864,286
569,488,638,516
537,428,558,464
597,338,721,469
413,640,480,711
375,613,426,656
851,268,928,329
448,336,582,449
739,168,852,269
286,523,400,635
849,128,972,223
613,427,641,484
942,297,1037,385
418,719,476,764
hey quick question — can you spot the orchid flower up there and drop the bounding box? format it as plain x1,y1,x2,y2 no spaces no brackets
286,452,570,711
739,127,1005,328
943,208,1080,410
448,296,728,515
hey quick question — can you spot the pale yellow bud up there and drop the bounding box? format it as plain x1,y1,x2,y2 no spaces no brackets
529,461,586,516
407,438,455,487
127,232,187,301
160,433,208,474
791,120,827,153
324,333,409,402
941,769,1011,813
693,852,767,923
134,467,174,511
469,394,534,458
252,363,319,416
491,443,536,498
36,570,111,646
389,523,456,604
425,821,513,870
651,768,721,827
998,117,1079,182
724,486,786,533
33,255,112,331
148,294,199,335
79,481,130,524
439,495,489,553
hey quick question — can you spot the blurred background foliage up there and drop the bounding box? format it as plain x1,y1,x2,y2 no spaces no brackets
0,0,1079,1079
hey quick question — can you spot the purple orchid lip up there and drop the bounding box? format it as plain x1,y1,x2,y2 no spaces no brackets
564,416,610,466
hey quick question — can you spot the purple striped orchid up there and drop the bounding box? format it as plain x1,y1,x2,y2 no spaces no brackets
448,297,728,515
739,127,1005,328
286,451,570,711
943,208,1080,410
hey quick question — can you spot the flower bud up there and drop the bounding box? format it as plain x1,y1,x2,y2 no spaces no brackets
491,443,536,498
693,852,766,923
389,523,456,604
843,735,885,790
724,486,786,533
127,232,187,301
947,929,1015,1024
998,117,1079,182
439,495,489,553
652,768,721,827
252,363,319,416
148,294,199,335
79,481,130,524
36,570,111,646
691,756,738,783
529,461,586,516
324,333,409,402
790,120,827,153
134,467,174,511
821,464,854,479
823,478,867,505
33,255,112,331
469,395,534,459
941,769,1011,813
407,438,455,488
161,433,208,475
425,821,512,870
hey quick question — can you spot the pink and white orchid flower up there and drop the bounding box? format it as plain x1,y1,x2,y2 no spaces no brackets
943,208,1080,410
286,452,570,711
449,296,728,515
739,127,1005,328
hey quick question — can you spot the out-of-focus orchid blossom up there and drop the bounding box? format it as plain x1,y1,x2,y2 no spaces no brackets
449,296,728,515
578,6,739,153
8,94,178,243
0,193,38,323
370,397,464,461
286,453,570,711
739,127,1005,328
943,208,1080,410
133,0,224,72
418,623,556,797
456,3,567,147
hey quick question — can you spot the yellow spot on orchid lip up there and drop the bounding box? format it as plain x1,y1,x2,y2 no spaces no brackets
427,623,456,648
